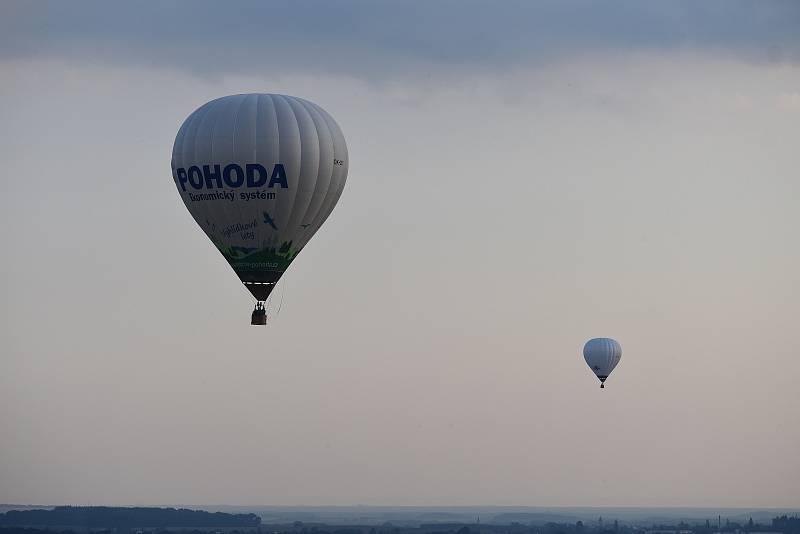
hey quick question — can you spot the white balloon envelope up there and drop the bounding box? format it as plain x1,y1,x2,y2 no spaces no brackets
583,338,622,388
171,94,348,323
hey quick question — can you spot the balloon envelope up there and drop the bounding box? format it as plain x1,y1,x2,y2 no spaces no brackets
171,94,348,301
583,338,622,387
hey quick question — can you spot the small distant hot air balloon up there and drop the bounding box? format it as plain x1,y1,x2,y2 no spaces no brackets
171,94,348,325
583,338,622,389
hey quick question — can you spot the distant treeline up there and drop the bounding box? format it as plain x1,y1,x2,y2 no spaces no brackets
0,513,798,534
772,516,800,534
0,530,257,534
0,508,261,528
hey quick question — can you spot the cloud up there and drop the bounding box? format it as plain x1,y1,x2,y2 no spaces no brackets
1,0,799,81
2,21,800,505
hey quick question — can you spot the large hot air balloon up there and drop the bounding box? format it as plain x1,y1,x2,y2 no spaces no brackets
583,338,622,389
171,94,348,324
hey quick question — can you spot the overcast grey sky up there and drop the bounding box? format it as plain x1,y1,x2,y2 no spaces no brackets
1,1,799,508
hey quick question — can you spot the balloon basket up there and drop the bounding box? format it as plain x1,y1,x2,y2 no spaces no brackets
251,302,267,326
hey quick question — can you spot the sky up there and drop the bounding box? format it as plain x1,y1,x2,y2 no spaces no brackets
1,0,799,508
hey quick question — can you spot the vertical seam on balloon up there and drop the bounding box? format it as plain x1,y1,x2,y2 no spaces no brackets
302,100,336,236
172,105,198,170
208,97,233,244
226,96,249,240
207,98,227,168
294,98,332,244
231,95,248,164
181,103,202,165
254,94,261,164
178,99,220,250
271,94,286,248
174,103,211,216
284,96,316,234
187,101,218,234
298,98,330,226
316,101,346,232
305,100,346,234
182,101,212,167
275,94,304,246
254,94,263,249
266,94,279,250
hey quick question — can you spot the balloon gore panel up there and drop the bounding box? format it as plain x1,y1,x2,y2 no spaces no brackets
171,94,349,300
583,338,622,384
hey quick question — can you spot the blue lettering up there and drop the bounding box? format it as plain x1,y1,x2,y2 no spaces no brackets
223,164,245,187
188,166,204,189
176,168,188,191
203,164,223,189
246,163,269,187
268,164,288,188
178,163,287,191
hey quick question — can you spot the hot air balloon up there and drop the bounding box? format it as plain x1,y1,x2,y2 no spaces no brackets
583,338,622,388
171,94,348,324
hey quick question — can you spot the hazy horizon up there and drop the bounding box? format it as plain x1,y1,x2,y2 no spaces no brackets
3,504,800,527
1,1,799,508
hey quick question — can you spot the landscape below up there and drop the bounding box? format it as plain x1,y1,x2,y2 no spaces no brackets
0,508,798,534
